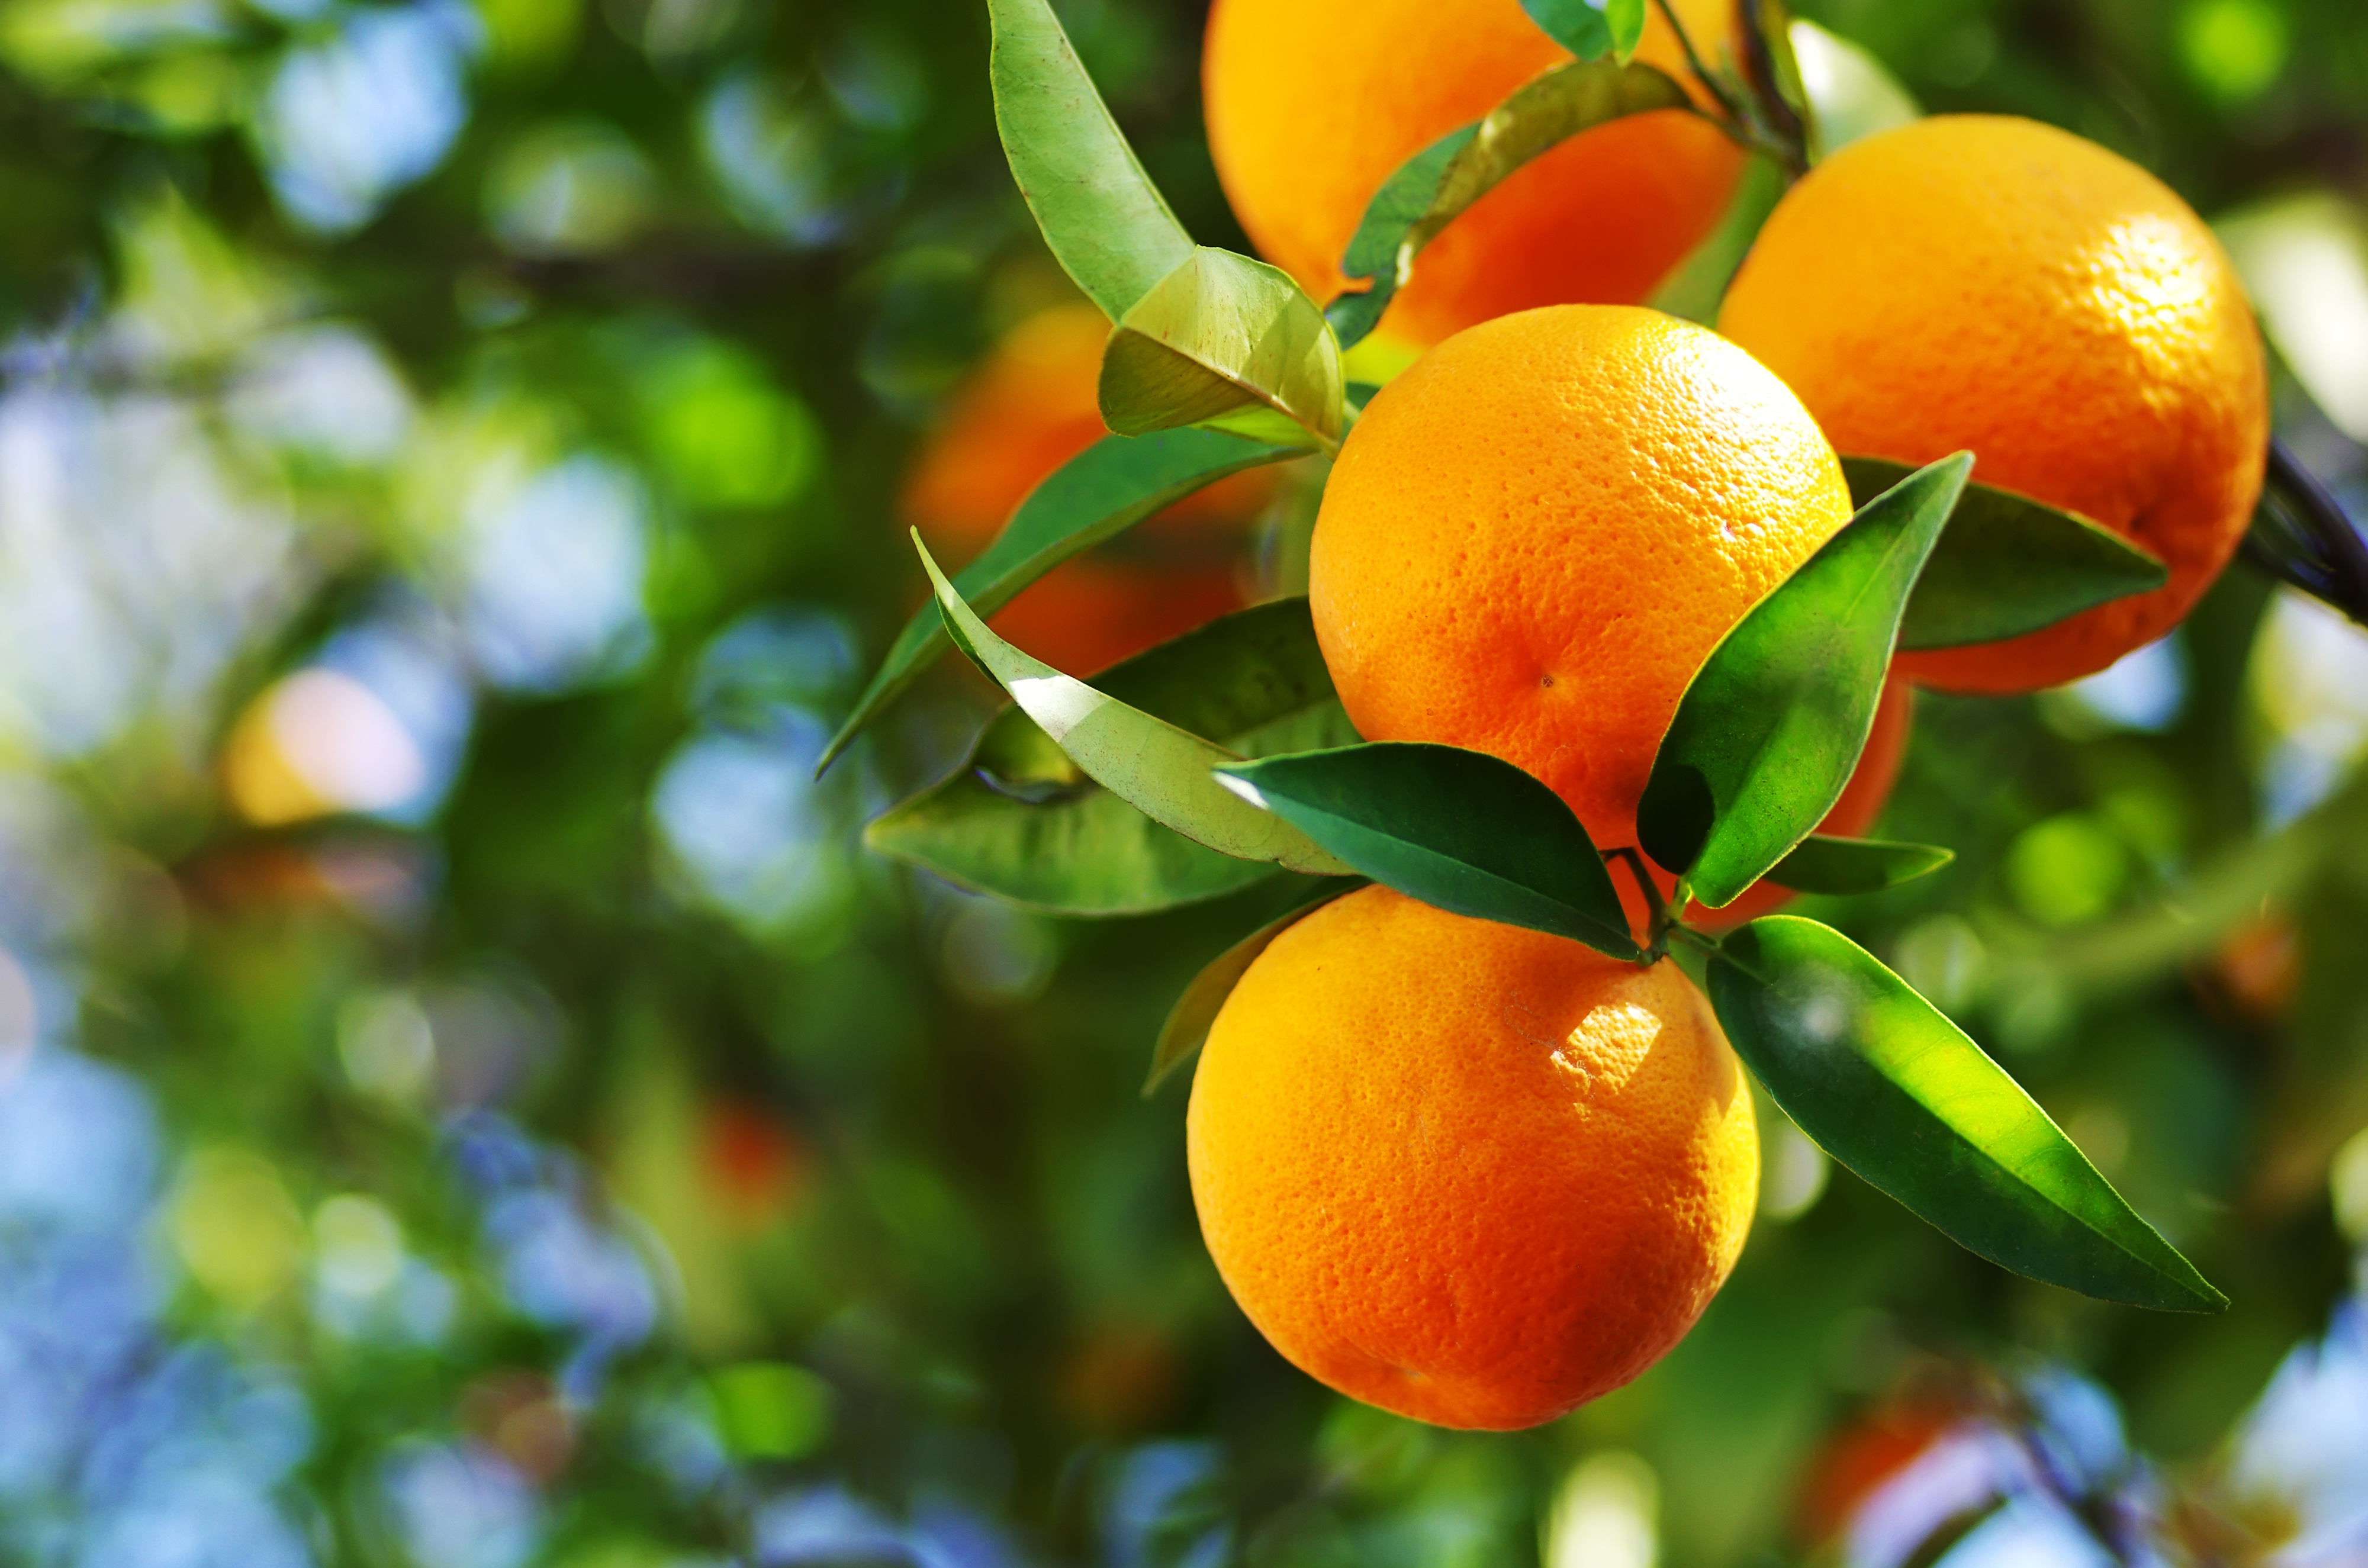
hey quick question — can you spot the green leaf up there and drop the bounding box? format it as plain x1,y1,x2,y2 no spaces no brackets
1606,0,1646,60
915,535,1354,875
1767,834,1954,894
986,0,1194,320
1520,0,1614,60
1707,917,2227,1312
817,430,1296,774
865,599,1360,915
1325,58,1695,348
1843,458,2171,652
1215,742,1642,961
1099,247,1344,450
1144,878,1366,1096
1640,452,1971,906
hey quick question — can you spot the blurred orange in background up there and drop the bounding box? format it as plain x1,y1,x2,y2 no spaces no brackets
901,304,1277,675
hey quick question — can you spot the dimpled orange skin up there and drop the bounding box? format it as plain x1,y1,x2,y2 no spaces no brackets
1203,0,1743,347
1187,885,1758,1429
1312,305,1859,903
1720,115,2269,694
902,305,1273,675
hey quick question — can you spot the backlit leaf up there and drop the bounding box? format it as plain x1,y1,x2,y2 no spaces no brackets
1640,452,1970,905
1216,742,1642,960
1767,834,1954,894
1144,878,1366,1096
1327,57,1695,347
1842,458,2171,651
1708,916,2226,1312
986,0,1193,320
818,430,1297,773
1099,247,1344,450
1520,0,1613,60
866,599,1359,914
915,536,1353,875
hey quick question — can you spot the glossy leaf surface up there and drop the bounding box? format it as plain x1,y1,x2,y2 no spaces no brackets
986,0,1193,318
1842,459,2171,651
1767,833,1954,894
1519,0,1643,62
1143,878,1366,1096
1708,917,2226,1312
1326,59,1694,347
1640,453,1970,906
1099,247,1343,449
818,430,1296,772
866,600,1359,914
916,537,1353,875
1217,742,1641,960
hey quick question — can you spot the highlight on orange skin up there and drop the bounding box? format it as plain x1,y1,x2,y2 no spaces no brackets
1203,0,1744,346
901,304,1275,675
1719,115,2268,694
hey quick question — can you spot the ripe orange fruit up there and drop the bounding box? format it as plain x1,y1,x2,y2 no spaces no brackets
902,304,1274,675
1311,304,1866,919
1188,884,1758,1429
1719,115,2269,694
1203,0,1744,347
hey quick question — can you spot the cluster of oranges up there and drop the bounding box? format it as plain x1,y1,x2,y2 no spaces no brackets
908,1,2269,1432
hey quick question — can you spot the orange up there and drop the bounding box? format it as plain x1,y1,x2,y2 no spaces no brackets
1719,115,2269,694
902,304,1275,675
1310,304,1865,922
1204,0,1744,347
1187,884,1758,1429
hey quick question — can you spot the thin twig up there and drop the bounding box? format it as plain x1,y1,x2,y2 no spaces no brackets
2241,437,2368,629
1652,0,1743,124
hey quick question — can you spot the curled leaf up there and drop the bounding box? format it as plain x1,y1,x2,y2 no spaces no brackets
915,535,1353,876
1100,247,1344,450
866,600,1358,915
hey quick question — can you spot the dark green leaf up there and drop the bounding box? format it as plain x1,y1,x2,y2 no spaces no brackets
1144,878,1367,1096
915,536,1353,875
986,0,1194,319
1767,834,1954,894
866,599,1359,914
1640,452,1970,906
1099,247,1343,449
1842,458,2171,651
818,430,1296,773
1708,917,2227,1312
1327,59,1694,348
1520,0,1614,60
1217,742,1642,961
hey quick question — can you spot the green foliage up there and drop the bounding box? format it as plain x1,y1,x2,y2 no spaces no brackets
1099,246,1344,449
1217,741,1642,960
984,0,1193,319
1707,916,2227,1312
1519,0,1646,64
866,599,1358,913
1840,458,2173,651
819,430,1296,771
1765,833,1955,894
916,536,1354,875
1640,453,1971,906
1327,57,1696,346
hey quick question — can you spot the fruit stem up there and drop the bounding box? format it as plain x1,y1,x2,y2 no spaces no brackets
1652,0,1809,177
1603,847,1688,963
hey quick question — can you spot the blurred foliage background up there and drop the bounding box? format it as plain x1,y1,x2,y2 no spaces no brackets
3,0,2368,1563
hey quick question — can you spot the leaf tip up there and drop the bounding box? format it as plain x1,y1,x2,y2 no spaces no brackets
1212,768,1267,809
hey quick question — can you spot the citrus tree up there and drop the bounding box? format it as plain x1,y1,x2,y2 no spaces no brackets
836,0,2367,1479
